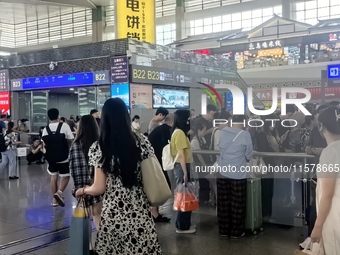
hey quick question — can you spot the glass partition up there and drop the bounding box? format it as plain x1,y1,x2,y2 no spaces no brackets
96,86,111,113
31,91,48,132
78,87,96,116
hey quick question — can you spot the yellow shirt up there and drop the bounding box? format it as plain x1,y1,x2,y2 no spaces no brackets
170,129,192,163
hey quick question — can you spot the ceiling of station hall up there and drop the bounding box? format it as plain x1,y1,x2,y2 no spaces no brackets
0,0,114,24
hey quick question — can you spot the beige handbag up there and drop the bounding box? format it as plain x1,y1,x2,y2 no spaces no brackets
294,239,325,255
141,154,172,207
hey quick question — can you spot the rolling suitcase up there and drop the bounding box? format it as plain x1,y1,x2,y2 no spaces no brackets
246,178,264,234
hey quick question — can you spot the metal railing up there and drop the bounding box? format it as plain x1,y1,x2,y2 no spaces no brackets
193,150,315,238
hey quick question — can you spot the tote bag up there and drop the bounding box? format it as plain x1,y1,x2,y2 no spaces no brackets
69,198,90,255
141,154,172,207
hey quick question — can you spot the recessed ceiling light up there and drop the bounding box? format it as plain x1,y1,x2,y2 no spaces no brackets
74,91,78,94
70,88,74,91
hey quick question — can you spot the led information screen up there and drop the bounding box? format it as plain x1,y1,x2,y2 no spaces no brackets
111,56,129,83
116,0,155,43
0,70,9,91
10,71,110,91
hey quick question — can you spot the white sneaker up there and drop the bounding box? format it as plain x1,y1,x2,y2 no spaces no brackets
176,227,196,234
53,191,65,207
300,237,311,249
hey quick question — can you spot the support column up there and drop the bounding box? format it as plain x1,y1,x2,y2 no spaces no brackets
176,0,185,41
282,0,292,19
92,6,105,42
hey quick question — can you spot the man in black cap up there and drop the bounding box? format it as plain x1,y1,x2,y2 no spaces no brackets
90,109,100,126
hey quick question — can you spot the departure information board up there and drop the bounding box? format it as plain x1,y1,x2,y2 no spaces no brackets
10,70,110,91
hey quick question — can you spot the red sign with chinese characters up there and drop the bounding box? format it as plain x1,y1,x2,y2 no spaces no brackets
0,92,10,115
193,49,211,55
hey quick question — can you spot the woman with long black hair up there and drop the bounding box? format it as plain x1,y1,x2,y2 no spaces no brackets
0,122,21,179
170,109,195,234
69,115,102,254
76,98,161,254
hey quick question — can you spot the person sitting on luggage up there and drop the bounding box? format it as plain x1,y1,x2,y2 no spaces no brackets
27,138,44,165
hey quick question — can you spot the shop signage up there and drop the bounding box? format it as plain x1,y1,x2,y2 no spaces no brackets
249,40,282,50
0,70,9,91
116,0,155,43
329,33,340,41
10,71,110,91
130,65,239,87
111,56,129,84
0,92,10,115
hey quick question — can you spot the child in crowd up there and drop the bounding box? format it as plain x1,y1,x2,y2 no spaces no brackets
26,138,44,165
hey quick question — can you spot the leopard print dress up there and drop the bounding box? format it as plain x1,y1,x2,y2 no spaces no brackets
88,134,162,255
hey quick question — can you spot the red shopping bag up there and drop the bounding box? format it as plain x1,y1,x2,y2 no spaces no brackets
173,183,199,212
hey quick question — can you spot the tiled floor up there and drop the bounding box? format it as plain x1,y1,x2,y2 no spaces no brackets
0,160,304,254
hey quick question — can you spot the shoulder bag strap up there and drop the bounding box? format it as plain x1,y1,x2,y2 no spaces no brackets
56,123,63,134
232,130,244,142
171,129,181,162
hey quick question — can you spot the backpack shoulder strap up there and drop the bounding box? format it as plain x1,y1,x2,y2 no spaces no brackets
56,123,63,134
46,125,53,135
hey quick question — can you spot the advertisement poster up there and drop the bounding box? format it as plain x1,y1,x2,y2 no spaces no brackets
111,84,130,109
0,92,10,115
116,0,155,43
153,88,189,109
130,84,152,109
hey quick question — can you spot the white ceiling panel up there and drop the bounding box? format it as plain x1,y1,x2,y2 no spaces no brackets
0,0,114,24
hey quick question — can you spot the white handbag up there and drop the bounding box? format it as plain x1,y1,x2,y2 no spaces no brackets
141,154,172,207
294,239,325,255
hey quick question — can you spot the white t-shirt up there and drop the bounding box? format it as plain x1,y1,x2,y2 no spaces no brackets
42,122,74,163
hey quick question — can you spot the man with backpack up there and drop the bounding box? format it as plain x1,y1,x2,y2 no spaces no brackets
42,108,74,207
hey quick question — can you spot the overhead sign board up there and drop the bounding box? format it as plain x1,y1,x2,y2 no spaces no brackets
116,0,155,43
111,56,129,84
10,70,110,91
328,64,340,79
130,65,239,87
249,40,283,50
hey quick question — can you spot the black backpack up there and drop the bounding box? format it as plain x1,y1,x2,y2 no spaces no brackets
42,123,69,163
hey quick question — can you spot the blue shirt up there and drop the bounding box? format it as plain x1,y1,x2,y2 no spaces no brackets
217,127,253,179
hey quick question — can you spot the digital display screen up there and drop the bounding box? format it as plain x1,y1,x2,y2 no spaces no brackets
111,84,130,109
23,73,94,89
226,92,246,112
153,88,189,109
11,71,110,91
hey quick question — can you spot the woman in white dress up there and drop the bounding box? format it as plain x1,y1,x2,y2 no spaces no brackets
311,106,340,254
131,115,142,133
